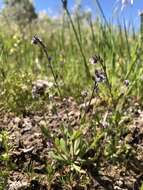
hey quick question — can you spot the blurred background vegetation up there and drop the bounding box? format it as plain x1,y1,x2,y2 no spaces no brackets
0,1,143,189
0,0,142,113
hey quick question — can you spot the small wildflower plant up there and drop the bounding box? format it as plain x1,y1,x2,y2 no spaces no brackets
0,0,143,189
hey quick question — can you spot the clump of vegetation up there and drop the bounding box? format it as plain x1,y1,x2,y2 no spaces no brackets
0,0,143,189
2,0,37,26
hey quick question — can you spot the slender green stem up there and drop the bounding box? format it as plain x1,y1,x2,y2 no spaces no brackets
32,36,71,123
36,39,63,98
95,0,109,28
61,0,90,78
140,12,143,42
82,80,98,122
100,59,114,101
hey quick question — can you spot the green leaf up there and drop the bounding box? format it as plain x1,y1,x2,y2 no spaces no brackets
72,164,86,174
71,130,81,141
49,151,65,161
90,132,104,149
0,134,3,143
74,138,81,156
0,153,9,161
59,138,67,153
140,182,143,190
70,142,74,158
55,138,60,147
40,125,50,138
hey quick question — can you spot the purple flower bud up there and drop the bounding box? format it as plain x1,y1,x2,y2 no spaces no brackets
101,121,109,129
95,70,106,83
124,80,130,86
89,55,103,65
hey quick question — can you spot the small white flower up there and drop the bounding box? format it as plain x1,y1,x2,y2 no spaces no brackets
114,0,134,13
122,0,133,5
121,0,133,10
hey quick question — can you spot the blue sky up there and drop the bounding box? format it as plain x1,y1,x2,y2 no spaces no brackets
0,0,143,28
35,0,143,29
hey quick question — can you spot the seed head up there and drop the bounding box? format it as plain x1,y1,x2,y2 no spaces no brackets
94,70,106,83
89,55,103,65
81,90,88,98
31,36,42,45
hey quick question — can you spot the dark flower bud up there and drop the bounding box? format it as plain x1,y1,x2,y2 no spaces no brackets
124,80,130,86
62,0,67,9
48,56,52,62
31,36,42,45
89,55,103,65
95,70,106,83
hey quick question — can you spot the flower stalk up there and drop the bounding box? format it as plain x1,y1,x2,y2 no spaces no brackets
31,36,62,98
61,0,90,79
